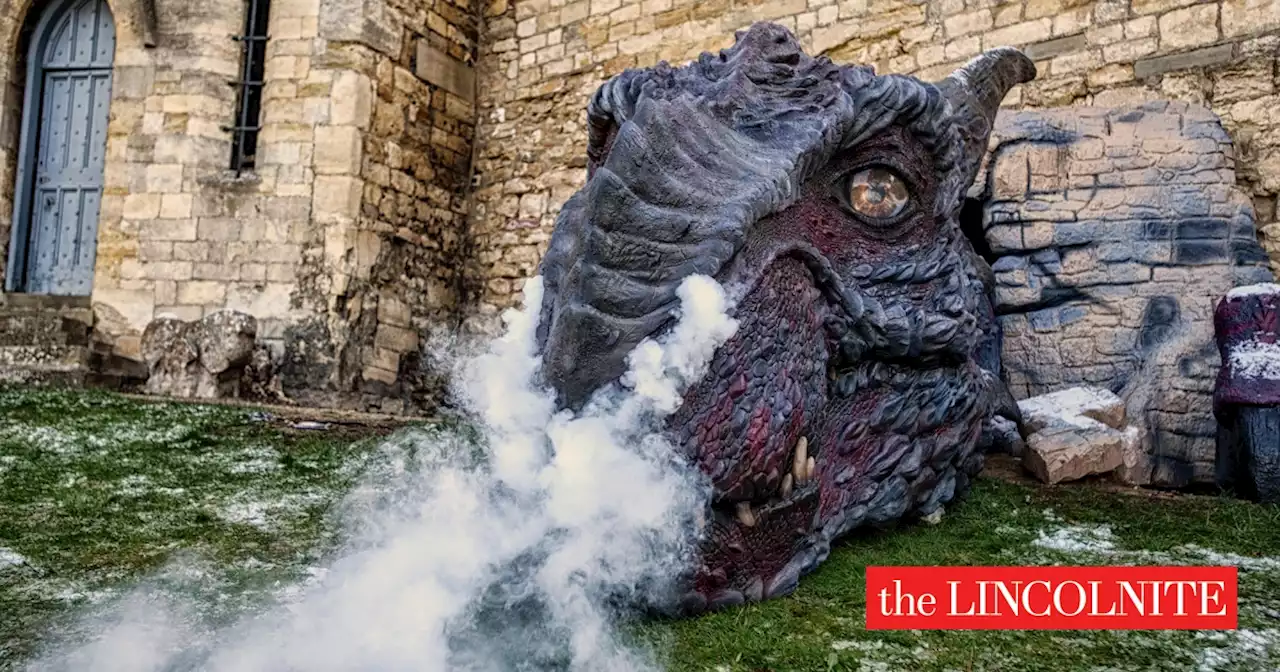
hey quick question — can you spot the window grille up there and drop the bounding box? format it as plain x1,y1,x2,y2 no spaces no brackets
226,0,270,174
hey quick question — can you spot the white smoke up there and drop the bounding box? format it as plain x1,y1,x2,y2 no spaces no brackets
30,274,738,672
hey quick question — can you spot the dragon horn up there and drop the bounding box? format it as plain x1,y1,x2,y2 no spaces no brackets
935,47,1037,184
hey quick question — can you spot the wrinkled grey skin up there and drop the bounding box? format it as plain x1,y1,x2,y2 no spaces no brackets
533,23,1033,612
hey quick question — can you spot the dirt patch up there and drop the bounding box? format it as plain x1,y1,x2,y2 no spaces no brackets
117,392,426,440
983,453,1220,502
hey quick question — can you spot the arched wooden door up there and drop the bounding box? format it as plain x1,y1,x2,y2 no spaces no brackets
5,0,114,295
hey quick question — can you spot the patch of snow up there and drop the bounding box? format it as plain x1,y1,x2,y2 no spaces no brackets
1175,545,1280,572
1195,628,1280,672
1228,339,1280,380
227,446,281,474
238,557,274,571
0,425,80,455
51,584,117,604
219,501,272,529
0,547,27,569
218,492,326,531
1227,283,1280,299
832,640,889,652
830,637,930,671
1031,524,1117,553
1029,524,1280,588
115,474,153,497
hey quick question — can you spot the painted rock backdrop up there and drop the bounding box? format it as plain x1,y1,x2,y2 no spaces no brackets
975,100,1273,488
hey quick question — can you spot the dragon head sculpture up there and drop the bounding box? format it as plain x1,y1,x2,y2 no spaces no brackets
533,23,1035,614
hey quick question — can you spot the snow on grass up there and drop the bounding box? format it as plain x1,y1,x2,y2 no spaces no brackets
1024,521,1280,671
0,547,27,570
226,445,282,475
1178,545,1280,572
0,424,82,455
216,491,329,532
1195,629,1280,672
1032,523,1117,553
115,474,187,499
1029,523,1280,575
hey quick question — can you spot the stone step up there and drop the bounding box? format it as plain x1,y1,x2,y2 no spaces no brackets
0,293,90,311
0,344,90,387
0,311,90,346
0,293,93,348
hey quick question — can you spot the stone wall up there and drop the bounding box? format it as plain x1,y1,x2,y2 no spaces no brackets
467,0,1280,329
337,0,481,409
0,0,156,327
255,0,481,411
0,0,479,411
89,0,315,360
981,101,1272,487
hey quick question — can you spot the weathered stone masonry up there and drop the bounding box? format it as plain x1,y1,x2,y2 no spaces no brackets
0,0,481,411
468,0,1280,328
5,0,1280,421
463,0,1280,484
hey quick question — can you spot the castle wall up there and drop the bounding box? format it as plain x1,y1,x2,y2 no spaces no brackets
467,0,1280,331
0,0,480,412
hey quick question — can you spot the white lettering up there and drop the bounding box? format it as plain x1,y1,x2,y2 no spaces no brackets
949,581,975,616
1022,580,1051,617
1054,580,1087,617
1199,581,1227,617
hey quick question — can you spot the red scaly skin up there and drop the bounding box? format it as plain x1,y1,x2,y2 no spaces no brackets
667,127,991,610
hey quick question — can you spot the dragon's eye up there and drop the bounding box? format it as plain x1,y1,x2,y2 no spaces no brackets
847,167,910,220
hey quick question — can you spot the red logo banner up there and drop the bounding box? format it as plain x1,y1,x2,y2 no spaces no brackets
865,566,1238,630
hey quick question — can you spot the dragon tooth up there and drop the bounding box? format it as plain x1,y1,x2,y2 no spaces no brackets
780,473,793,499
793,436,808,485
735,502,757,527
806,456,816,481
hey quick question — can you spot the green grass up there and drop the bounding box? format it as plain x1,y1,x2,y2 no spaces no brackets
635,478,1280,672
2,387,1279,671
0,386,387,667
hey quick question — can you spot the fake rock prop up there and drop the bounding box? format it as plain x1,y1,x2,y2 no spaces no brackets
1214,284,1280,503
141,310,257,399
1018,387,1145,485
981,102,1273,488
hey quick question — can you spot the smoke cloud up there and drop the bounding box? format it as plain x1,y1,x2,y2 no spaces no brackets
30,275,738,672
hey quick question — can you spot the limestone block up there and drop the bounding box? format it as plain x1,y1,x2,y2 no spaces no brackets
1222,0,1280,38
123,193,162,219
313,175,364,223
1024,425,1125,484
141,310,257,399
1020,387,1128,433
331,71,373,128
985,18,1052,48
1157,4,1220,51
1018,387,1130,484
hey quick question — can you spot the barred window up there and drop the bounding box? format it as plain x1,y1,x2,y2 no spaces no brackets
227,0,270,174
